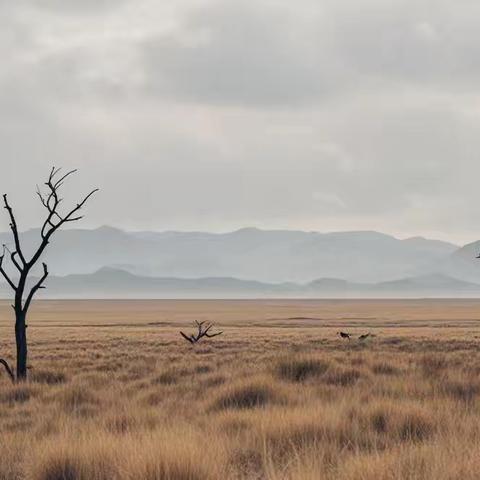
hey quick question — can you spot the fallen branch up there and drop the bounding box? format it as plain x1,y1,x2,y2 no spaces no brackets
0,358,14,383
180,321,223,344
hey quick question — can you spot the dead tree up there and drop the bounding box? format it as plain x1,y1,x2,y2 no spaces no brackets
0,167,98,382
180,320,223,344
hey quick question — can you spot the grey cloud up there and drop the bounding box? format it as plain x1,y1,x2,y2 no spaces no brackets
330,0,480,88
30,0,127,14
0,0,480,244
138,0,480,106
141,1,347,106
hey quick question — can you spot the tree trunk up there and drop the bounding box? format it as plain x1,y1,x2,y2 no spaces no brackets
15,311,27,381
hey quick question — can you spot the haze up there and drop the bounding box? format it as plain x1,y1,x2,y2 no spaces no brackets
1,0,479,244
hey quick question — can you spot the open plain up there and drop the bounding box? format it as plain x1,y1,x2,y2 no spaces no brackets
2,299,480,479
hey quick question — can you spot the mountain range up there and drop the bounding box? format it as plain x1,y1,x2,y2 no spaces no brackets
0,226,480,298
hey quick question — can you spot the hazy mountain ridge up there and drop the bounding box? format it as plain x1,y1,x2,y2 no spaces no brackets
0,226,478,296
0,226,464,284
1,268,479,299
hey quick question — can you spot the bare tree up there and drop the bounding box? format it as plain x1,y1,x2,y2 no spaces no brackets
0,167,98,382
180,320,223,344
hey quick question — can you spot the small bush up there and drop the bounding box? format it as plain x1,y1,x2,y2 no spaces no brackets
30,442,118,480
443,380,480,404
194,364,212,374
398,410,433,442
366,404,434,443
371,362,400,376
104,412,157,434
32,369,67,385
212,380,285,410
420,354,447,377
151,369,181,385
323,368,362,387
56,385,99,415
0,385,37,405
275,357,330,382
370,411,389,433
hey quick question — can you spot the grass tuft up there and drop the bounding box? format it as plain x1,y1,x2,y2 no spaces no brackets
275,356,330,382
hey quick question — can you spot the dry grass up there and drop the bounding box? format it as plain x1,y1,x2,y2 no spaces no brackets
2,299,480,479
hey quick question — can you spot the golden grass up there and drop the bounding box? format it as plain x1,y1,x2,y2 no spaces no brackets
2,299,480,479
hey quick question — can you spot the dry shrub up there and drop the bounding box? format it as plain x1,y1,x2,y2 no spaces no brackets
371,362,401,376
96,362,124,373
420,354,447,377
104,410,158,434
211,378,287,410
151,368,187,386
442,379,480,404
74,373,110,388
233,404,380,474
29,437,119,480
56,384,99,415
398,410,433,442
332,440,480,480
0,384,37,405
193,364,212,374
275,356,330,382
262,414,336,458
323,368,362,387
201,374,225,388
29,429,227,480
365,403,435,443
124,431,227,480
141,389,164,407
0,433,26,480
31,370,67,385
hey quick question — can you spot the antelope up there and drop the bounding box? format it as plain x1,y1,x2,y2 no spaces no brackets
337,331,351,340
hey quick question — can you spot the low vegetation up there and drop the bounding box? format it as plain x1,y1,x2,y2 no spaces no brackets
1,299,480,479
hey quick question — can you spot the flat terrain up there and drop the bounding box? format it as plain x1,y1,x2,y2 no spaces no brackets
2,299,480,479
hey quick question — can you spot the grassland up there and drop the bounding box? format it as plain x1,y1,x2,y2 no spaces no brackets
2,299,480,479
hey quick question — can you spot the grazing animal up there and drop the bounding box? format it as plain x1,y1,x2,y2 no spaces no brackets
338,331,351,340
358,333,371,341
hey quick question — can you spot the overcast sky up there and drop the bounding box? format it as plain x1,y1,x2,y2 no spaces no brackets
1,0,480,244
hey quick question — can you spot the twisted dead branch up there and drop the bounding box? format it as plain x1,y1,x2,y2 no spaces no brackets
180,320,223,344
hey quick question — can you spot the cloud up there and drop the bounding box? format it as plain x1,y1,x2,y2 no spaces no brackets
0,0,480,244
30,0,128,14
140,1,339,106
137,0,480,106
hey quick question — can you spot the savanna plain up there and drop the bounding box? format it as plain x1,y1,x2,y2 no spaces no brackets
2,299,480,480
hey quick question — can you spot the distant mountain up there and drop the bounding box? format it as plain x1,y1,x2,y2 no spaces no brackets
434,241,480,284
371,273,480,297
0,226,461,284
1,268,479,299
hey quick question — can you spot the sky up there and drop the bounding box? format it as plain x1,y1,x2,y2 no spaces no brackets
1,0,480,245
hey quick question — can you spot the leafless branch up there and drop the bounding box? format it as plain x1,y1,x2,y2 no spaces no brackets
0,358,14,383
0,245,17,291
180,331,195,344
180,321,223,344
31,168,99,266
2,244,22,273
36,167,99,241
3,195,26,266
23,263,48,314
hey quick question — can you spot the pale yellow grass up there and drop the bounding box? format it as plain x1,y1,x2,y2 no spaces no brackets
1,299,480,479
